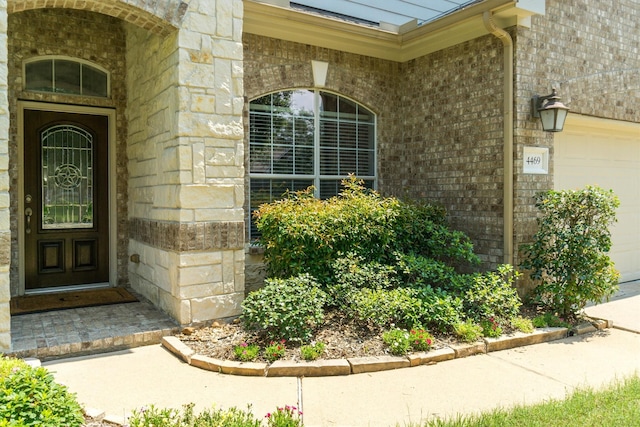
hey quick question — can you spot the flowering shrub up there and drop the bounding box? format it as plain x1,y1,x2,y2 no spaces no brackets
264,340,287,362
480,317,503,338
234,342,260,362
409,329,433,351
128,403,261,427
382,328,412,355
265,405,303,427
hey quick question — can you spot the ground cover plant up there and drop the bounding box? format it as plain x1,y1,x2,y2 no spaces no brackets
127,403,303,427
237,178,527,358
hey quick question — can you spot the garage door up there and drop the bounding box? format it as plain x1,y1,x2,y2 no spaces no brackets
555,114,640,283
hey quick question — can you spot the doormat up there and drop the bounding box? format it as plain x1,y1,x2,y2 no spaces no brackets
10,287,138,315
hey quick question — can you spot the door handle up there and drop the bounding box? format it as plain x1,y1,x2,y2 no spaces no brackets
25,207,33,234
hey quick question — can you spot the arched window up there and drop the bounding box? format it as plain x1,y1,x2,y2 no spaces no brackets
249,89,376,239
24,57,109,98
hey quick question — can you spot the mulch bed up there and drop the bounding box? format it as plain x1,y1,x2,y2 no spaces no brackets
176,309,485,364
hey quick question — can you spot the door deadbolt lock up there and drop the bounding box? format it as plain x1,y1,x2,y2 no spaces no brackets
25,194,32,204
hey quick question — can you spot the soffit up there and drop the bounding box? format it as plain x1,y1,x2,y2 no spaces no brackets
244,0,545,62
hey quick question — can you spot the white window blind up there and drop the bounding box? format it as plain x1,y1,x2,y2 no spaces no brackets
249,90,376,239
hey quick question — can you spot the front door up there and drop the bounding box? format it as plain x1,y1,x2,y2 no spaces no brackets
24,109,109,291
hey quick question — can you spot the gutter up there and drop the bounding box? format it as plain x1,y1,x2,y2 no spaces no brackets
483,11,514,267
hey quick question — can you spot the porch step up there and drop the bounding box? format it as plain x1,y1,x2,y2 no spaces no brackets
7,299,179,361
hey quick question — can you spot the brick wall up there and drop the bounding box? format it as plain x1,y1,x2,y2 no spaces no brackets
243,0,639,294
243,33,508,282
512,0,640,292
7,9,130,294
242,34,403,290
387,35,508,269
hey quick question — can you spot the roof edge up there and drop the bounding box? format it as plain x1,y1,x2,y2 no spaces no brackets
244,0,544,62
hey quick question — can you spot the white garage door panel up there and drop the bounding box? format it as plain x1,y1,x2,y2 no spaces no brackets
555,115,640,283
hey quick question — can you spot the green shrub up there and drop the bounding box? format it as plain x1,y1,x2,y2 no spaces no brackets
382,329,412,356
455,265,522,324
395,252,460,290
255,177,479,283
511,316,535,333
0,357,84,427
453,321,483,343
349,287,424,330
412,286,463,333
532,312,570,328
328,253,400,308
255,179,400,282
128,403,261,427
241,274,327,343
521,186,620,317
392,201,479,266
234,343,260,362
300,342,325,361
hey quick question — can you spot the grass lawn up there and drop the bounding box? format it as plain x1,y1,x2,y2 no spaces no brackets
410,374,640,427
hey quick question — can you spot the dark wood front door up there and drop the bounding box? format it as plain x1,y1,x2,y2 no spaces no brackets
24,109,109,290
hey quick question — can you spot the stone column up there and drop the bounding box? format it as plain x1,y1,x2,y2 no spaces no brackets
127,0,245,325
0,1,10,352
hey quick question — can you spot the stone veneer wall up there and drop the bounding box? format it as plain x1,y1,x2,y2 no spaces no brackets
1,0,175,351
0,2,9,351
6,9,129,296
126,0,246,325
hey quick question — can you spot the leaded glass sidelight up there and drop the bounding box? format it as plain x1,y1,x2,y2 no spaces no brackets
41,125,94,229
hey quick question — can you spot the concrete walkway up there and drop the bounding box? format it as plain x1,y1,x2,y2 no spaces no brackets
44,282,640,427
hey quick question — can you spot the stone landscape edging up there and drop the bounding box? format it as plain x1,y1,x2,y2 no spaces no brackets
161,319,610,377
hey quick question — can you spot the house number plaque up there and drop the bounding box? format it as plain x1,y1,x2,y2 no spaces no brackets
523,146,549,174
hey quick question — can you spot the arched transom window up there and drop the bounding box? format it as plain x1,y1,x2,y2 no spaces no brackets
24,57,109,98
249,89,377,238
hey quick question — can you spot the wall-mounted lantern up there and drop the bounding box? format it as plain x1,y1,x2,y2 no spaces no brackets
531,88,570,132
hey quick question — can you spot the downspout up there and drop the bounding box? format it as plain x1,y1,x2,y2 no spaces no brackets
483,11,514,266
